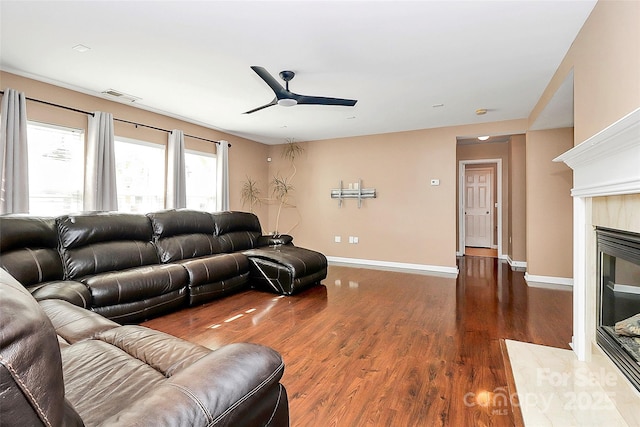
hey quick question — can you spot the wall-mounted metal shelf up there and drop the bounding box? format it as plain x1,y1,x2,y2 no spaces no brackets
330,179,376,208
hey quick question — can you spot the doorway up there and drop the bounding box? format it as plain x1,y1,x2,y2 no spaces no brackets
459,159,502,257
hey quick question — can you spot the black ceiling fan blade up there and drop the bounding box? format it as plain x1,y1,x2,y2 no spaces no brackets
244,98,277,114
295,94,358,107
250,66,290,99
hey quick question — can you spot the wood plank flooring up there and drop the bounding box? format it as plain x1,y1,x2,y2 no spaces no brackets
465,247,498,258
142,256,572,426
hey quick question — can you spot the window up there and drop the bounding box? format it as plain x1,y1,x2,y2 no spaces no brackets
185,150,216,211
27,122,84,215
114,137,165,213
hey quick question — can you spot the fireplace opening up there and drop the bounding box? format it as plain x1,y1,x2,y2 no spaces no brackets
596,227,640,391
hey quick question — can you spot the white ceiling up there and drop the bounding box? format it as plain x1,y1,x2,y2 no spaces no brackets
0,1,596,145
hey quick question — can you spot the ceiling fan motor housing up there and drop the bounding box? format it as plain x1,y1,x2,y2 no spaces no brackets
279,70,295,82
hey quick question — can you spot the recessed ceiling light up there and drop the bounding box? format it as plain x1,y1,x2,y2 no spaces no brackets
478,136,490,141
432,103,444,108
346,116,356,120
72,44,91,53
476,108,488,115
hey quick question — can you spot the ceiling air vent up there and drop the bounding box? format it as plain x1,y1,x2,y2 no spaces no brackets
101,89,141,103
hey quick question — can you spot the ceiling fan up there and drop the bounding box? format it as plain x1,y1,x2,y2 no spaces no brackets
244,66,358,114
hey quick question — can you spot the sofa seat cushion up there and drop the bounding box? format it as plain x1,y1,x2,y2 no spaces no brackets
178,253,250,305
96,326,213,373
61,339,167,425
61,325,212,425
92,288,188,324
81,264,188,307
39,299,120,346
244,246,328,295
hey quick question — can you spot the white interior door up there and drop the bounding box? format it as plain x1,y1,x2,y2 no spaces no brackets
464,167,493,248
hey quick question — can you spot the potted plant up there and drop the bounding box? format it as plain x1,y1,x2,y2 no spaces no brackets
240,175,261,213
271,140,304,236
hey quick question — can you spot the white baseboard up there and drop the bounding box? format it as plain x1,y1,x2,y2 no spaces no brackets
502,255,527,269
326,256,459,277
524,273,573,289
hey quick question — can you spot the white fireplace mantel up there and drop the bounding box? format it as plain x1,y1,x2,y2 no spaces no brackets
554,107,640,197
554,107,640,362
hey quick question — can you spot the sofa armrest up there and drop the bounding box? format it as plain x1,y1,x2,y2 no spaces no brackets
95,325,212,376
99,342,288,426
258,234,293,247
39,299,119,345
29,280,91,308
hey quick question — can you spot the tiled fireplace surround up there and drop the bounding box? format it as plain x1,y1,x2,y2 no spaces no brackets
555,107,640,422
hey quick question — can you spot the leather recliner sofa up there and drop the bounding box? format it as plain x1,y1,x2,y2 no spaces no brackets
0,209,327,324
0,268,289,426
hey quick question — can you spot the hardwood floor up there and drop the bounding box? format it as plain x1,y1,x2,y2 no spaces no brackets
465,247,499,258
142,256,572,426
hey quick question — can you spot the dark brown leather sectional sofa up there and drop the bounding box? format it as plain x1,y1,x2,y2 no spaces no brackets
1,209,327,323
0,209,328,426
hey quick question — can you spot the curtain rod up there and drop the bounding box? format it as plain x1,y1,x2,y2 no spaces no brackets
0,90,229,147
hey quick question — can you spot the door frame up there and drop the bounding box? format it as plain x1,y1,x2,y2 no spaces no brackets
458,158,502,257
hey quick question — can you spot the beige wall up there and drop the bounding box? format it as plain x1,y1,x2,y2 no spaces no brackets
509,134,527,263
0,71,270,222
526,0,640,281
262,120,526,270
525,128,574,278
266,128,458,268
530,0,640,145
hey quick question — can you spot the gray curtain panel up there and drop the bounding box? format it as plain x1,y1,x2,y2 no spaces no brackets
216,140,229,212
166,129,186,209
84,111,117,211
0,88,29,214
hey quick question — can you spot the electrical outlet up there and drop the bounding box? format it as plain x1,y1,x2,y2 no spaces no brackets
348,236,354,244
334,236,341,243
353,237,359,244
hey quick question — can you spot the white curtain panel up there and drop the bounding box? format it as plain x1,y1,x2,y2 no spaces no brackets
84,111,118,211
216,140,229,211
165,129,186,209
0,88,29,214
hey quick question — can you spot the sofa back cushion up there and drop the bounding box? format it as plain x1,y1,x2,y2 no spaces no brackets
0,216,64,285
57,213,158,279
212,211,262,252
0,269,83,426
147,209,221,263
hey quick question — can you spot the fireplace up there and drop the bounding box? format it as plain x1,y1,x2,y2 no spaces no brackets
596,227,640,391
553,108,640,423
